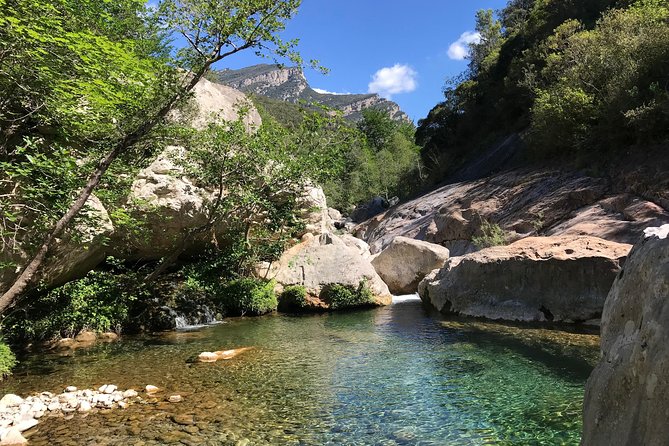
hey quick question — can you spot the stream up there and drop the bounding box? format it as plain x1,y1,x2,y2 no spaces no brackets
2,296,599,445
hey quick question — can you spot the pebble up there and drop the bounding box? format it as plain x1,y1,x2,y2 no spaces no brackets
0,384,143,439
172,414,195,426
169,395,183,403
123,390,138,399
12,417,37,433
0,427,27,445
0,395,23,409
78,401,92,413
145,385,160,394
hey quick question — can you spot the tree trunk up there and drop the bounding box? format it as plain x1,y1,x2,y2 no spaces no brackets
0,69,208,314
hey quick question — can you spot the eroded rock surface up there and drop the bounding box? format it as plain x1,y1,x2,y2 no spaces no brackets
371,237,449,294
113,77,262,260
418,236,631,323
582,225,669,445
355,169,668,255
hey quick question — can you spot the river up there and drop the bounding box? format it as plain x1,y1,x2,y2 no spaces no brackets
3,296,599,445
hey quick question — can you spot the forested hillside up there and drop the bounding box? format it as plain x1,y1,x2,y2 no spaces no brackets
417,0,669,184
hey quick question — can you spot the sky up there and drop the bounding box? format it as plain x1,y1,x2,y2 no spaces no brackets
216,0,509,123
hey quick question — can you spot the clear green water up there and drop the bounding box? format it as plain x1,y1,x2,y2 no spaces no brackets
3,298,599,445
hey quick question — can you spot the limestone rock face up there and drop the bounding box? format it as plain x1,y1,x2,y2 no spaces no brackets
371,237,450,294
267,232,391,308
113,77,261,260
0,195,113,293
582,225,669,446
418,236,631,323
119,146,214,260
355,169,668,255
298,186,334,237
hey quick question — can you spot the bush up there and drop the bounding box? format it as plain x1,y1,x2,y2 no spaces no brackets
216,278,278,316
278,285,308,312
3,259,148,342
472,220,507,249
321,281,375,310
0,342,16,378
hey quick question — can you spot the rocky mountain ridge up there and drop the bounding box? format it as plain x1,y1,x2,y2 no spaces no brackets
213,64,410,122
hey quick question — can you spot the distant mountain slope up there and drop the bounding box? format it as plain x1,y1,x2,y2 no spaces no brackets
213,64,410,122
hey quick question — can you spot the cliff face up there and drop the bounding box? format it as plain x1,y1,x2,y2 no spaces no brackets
214,64,410,122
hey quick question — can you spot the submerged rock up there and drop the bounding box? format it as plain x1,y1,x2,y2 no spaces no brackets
582,225,669,445
197,347,253,363
418,236,631,323
371,236,450,294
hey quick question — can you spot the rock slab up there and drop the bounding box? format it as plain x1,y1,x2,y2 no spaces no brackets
371,236,450,294
418,236,631,322
582,225,669,445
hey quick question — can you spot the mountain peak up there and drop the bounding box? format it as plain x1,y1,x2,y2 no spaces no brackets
213,64,410,122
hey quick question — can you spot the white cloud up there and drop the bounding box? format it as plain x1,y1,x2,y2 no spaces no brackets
447,31,481,60
368,64,418,99
313,88,350,95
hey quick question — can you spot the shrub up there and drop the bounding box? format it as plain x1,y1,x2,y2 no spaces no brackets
0,341,16,378
472,220,507,249
216,278,278,316
3,259,148,342
278,285,308,312
321,281,375,310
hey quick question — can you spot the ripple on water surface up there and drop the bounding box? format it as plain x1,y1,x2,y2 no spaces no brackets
5,299,599,445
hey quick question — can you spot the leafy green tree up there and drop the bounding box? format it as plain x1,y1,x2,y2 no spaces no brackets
0,0,306,313
530,0,669,154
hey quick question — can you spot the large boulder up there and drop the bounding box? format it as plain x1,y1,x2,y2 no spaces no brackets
111,78,261,260
418,236,631,323
0,195,114,293
582,225,669,445
264,232,391,310
115,146,216,260
371,236,450,294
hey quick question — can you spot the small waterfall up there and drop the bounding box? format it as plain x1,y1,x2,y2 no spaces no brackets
174,316,189,329
173,304,220,330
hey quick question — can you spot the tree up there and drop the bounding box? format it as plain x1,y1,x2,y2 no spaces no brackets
468,9,503,76
0,0,306,314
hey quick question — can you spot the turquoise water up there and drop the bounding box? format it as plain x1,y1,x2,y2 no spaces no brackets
4,297,598,445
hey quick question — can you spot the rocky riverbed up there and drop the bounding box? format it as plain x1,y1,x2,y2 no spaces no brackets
0,385,167,445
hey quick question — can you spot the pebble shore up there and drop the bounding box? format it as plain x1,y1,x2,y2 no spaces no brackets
0,384,158,445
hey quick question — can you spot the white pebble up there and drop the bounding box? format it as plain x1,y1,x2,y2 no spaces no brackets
77,401,91,413
145,385,159,393
122,389,138,399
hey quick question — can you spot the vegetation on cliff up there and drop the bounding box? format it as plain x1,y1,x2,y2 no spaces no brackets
417,0,669,183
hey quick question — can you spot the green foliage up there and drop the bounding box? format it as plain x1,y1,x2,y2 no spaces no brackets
322,108,422,211
472,220,507,249
529,2,669,154
215,278,278,316
0,341,16,378
416,0,668,183
3,259,149,342
278,285,308,311
321,281,375,310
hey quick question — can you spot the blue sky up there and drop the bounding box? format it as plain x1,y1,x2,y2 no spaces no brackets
217,0,509,123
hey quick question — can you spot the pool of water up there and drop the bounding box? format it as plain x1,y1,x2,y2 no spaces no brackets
3,297,599,445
